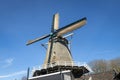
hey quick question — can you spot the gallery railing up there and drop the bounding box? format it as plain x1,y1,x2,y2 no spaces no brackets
30,61,92,75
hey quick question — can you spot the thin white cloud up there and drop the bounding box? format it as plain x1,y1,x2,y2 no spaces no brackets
0,70,26,79
6,58,13,64
2,58,14,68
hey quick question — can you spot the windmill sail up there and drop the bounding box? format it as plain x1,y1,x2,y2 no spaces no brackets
52,13,59,32
56,17,86,36
26,34,50,45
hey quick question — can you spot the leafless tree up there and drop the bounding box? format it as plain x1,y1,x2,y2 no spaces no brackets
21,76,27,80
89,57,120,74
89,59,109,73
110,57,120,72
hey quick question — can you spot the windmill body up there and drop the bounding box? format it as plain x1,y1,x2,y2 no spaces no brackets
43,36,73,68
27,13,90,80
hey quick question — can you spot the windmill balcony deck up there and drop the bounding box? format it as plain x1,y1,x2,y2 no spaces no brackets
29,61,92,78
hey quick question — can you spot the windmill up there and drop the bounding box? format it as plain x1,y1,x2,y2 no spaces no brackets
27,13,89,79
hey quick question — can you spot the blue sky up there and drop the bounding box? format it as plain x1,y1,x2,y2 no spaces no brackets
0,0,120,80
